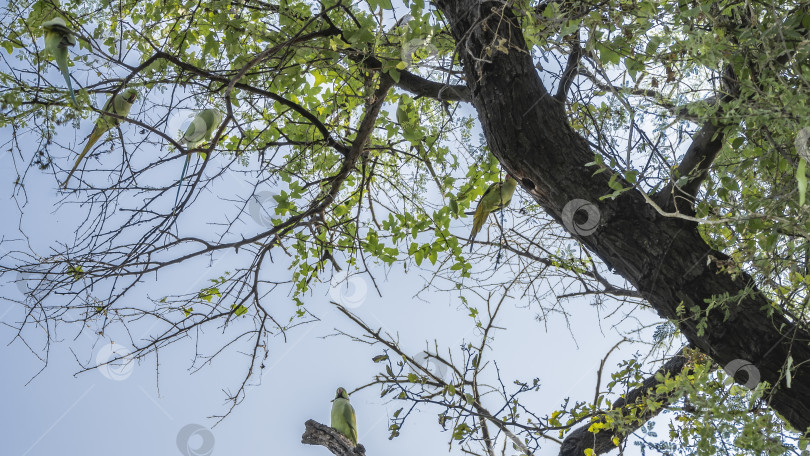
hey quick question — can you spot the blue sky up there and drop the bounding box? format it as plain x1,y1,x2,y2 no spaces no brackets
0,185,663,456
0,157,665,456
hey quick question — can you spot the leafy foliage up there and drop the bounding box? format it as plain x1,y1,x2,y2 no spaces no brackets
2,0,810,454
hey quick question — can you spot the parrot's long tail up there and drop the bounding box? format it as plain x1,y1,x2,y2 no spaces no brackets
469,208,487,252
62,128,101,189
174,154,191,208
57,57,78,106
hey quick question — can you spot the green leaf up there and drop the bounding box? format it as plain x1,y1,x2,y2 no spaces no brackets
333,204,348,217
67,264,84,281
452,423,470,440
596,42,621,66
448,198,458,215
559,19,579,36
396,101,411,125
231,304,248,316
344,28,375,46
368,0,393,10
198,286,221,302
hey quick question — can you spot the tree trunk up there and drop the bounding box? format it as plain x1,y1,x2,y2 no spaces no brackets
434,0,810,432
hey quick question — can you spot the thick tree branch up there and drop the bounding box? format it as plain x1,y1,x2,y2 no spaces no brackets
555,32,581,102
316,11,471,103
653,66,738,213
302,419,367,456
350,53,471,102
558,348,692,456
655,6,808,210
391,66,471,102
434,0,810,432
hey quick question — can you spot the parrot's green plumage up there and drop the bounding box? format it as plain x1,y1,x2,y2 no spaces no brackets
42,17,78,106
62,88,138,188
331,387,358,446
469,175,517,251
174,108,222,206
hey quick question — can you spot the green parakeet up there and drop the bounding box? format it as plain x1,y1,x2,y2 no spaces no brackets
330,387,358,446
174,108,222,207
62,88,138,188
469,175,517,251
42,17,78,106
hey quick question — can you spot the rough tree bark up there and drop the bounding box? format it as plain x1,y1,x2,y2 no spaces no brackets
302,419,367,456
434,0,810,438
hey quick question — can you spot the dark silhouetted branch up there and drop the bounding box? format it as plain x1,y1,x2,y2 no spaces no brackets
558,348,692,456
302,419,367,456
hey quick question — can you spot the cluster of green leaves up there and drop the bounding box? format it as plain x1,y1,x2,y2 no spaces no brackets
652,359,793,455
571,351,797,455
2,0,553,325
544,2,810,448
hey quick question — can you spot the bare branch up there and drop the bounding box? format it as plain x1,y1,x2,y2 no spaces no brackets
302,419,367,456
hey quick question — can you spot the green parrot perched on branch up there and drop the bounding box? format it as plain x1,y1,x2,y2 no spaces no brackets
331,387,358,446
62,88,138,188
174,108,222,207
42,17,78,106
469,175,517,251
